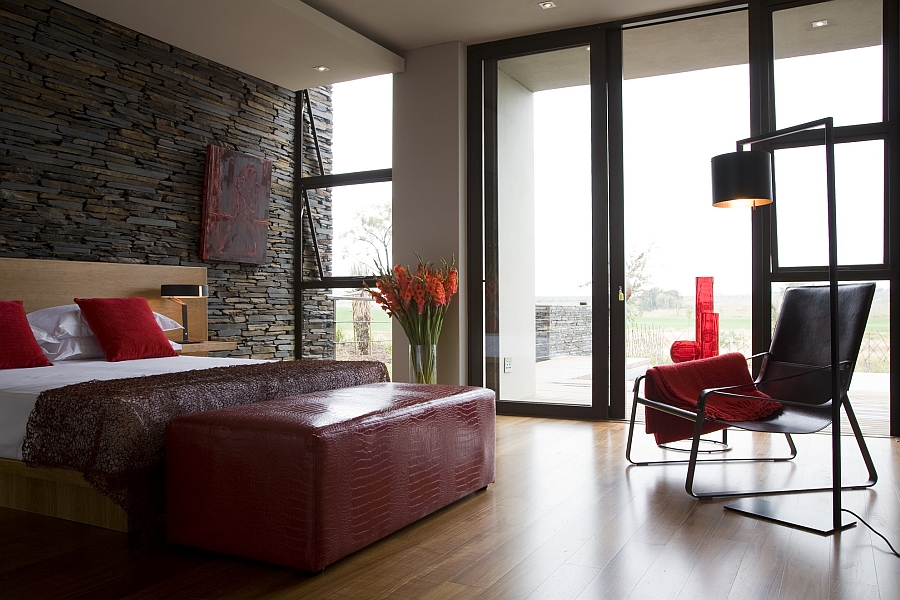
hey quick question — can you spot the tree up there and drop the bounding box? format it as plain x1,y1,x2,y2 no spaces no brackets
341,202,393,356
625,244,653,324
341,201,392,274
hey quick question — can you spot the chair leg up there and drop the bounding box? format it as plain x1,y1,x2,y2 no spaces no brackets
686,408,875,499
685,413,708,497
784,433,798,459
842,396,878,487
625,390,640,465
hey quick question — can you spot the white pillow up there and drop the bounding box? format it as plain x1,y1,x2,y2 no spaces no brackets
42,336,105,361
30,325,58,345
27,304,182,340
42,336,183,362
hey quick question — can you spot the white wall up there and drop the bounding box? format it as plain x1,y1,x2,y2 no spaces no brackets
392,42,467,384
497,69,537,399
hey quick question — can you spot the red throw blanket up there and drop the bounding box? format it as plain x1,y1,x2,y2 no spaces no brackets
644,352,781,445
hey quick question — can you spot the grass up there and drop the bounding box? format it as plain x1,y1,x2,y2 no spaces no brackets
335,304,392,337
330,301,891,340
631,310,889,333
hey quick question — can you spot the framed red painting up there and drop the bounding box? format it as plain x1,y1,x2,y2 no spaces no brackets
200,145,273,264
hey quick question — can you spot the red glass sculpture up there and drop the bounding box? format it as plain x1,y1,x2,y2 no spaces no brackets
699,311,719,359
695,277,714,347
670,340,701,363
669,276,719,362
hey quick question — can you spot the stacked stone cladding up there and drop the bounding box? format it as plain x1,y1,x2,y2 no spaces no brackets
535,304,592,358
0,0,334,360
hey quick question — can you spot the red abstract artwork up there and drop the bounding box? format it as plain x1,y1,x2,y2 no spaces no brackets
200,145,272,264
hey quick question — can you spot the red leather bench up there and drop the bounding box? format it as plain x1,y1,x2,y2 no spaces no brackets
165,382,495,571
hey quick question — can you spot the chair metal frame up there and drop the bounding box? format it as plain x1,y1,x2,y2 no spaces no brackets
625,354,879,500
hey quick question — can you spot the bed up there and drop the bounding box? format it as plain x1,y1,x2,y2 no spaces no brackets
0,257,388,532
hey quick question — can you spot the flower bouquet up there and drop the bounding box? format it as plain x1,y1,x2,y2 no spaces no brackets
367,256,458,383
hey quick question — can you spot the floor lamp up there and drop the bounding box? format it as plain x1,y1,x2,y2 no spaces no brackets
710,117,855,535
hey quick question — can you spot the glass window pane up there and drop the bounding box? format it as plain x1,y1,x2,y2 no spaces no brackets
773,0,883,128
623,11,752,377
330,74,392,174
334,292,393,372
773,140,884,268
494,46,592,406
331,181,392,276
772,281,889,437
300,288,393,377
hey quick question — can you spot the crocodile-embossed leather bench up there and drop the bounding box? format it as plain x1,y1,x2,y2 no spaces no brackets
165,382,495,571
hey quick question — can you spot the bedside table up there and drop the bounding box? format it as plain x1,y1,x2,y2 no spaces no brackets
178,341,238,357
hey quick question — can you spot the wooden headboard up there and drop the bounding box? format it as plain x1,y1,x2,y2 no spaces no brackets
0,258,208,341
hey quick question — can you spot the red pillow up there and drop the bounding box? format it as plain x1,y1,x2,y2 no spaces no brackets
74,297,178,362
0,300,53,369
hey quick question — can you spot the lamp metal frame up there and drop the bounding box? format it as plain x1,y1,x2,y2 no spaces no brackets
723,117,849,534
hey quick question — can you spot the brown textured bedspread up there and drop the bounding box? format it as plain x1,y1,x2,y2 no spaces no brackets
22,359,389,526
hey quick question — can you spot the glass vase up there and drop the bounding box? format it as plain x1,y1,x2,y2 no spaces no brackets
409,344,437,384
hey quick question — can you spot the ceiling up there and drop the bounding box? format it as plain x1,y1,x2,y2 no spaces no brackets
299,0,710,53
64,0,406,91
499,0,880,93
64,0,710,91
64,0,882,92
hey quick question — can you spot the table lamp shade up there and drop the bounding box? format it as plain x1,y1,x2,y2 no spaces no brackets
160,284,208,343
711,150,774,208
160,284,208,298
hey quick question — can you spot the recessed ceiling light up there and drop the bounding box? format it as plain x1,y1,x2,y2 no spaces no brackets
539,2,556,9
313,65,329,72
812,19,828,28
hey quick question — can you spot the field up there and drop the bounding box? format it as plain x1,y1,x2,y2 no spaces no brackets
328,292,891,373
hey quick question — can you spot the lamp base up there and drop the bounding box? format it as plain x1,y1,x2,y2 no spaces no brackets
724,498,855,535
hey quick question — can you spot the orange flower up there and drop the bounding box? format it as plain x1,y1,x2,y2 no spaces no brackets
366,255,458,345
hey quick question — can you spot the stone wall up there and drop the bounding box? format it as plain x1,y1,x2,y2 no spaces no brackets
0,0,334,359
535,304,592,359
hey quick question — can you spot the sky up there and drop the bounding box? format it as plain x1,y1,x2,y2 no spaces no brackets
329,74,393,276
326,44,884,298
532,44,883,297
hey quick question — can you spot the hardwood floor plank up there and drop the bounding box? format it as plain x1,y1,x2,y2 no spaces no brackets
726,520,790,600
0,418,897,600
778,528,833,600
574,541,664,599
625,501,728,599
522,563,600,600
676,535,749,600
470,504,604,600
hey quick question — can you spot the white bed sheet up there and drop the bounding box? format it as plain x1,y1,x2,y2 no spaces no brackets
0,356,266,461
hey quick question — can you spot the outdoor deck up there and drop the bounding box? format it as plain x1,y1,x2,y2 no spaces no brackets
512,356,892,437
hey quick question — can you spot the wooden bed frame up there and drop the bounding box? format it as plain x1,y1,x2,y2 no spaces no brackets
0,257,209,532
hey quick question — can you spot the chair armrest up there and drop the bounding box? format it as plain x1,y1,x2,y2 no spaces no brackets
632,394,706,422
632,374,646,395
701,390,833,410
698,360,852,412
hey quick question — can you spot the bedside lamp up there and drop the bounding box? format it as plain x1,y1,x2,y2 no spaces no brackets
160,284,208,343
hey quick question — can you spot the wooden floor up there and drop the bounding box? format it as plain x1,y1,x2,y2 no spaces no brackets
2,417,899,599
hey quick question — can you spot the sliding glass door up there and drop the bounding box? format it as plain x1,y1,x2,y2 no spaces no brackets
618,10,751,424
471,30,611,418
468,0,900,433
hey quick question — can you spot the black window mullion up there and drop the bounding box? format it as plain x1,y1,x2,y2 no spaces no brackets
606,26,625,420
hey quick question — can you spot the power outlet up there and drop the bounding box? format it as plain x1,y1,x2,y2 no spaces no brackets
503,357,513,373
